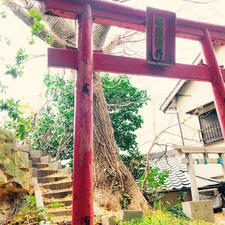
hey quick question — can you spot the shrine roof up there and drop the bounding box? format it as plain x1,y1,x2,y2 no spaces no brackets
149,149,223,192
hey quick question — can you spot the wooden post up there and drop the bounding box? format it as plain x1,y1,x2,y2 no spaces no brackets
72,4,94,225
203,153,208,159
201,29,225,142
186,153,200,201
219,153,225,179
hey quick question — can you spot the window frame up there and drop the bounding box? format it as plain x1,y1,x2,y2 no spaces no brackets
198,109,223,144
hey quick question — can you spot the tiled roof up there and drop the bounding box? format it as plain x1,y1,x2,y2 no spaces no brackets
149,150,221,191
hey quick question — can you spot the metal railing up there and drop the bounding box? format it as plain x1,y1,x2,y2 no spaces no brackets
201,122,223,144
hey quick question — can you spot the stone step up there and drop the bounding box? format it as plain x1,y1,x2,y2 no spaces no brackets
41,181,72,190
38,176,67,184
49,161,62,170
31,158,41,163
58,221,72,225
47,209,72,217
40,155,51,164
43,190,72,199
44,199,72,207
53,216,72,225
37,169,58,177
30,150,42,159
32,163,49,169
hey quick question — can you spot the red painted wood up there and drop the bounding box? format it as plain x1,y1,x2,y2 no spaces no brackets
72,4,93,225
201,29,225,141
48,48,77,69
93,53,211,81
43,0,225,43
48,48,225,82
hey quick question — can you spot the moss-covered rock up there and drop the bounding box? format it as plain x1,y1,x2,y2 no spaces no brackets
0,143,12,156
0,171,7,184
0,129,14,143
12,151,29,170
0,130,33,223
0,129,31,197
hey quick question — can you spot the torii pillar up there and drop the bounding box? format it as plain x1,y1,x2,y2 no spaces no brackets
72,4,94,225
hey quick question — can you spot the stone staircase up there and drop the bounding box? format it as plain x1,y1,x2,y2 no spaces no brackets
29,150,142,225
30,151,73,224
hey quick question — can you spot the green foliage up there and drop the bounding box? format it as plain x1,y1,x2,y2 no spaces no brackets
102,74,149,154
14,116,32,140
46,202,64,208
121,152,146,180
176,191,187,202
0,98,32,140
27,73,149,168
0,98,21,120
1,71,149,175
0,22,31,138
28,9,44,36
102,74,149,178
1,71,148,179
120,189,131,209
0,10,6,19
139,167,170,192
2,195,53,224
45,33,54,45
0,81,7,93
5,65,23,78
24,195,36,210
1,36,12,45
166,203,189,220
5,48,28,78
119,210,213,225
28,73,74,159
138,167,170,208
16,48,28,65
28,9,54,45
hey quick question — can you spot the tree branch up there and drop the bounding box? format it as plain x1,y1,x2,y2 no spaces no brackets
6,0,75,48
107,100,146,107
95,78,126,89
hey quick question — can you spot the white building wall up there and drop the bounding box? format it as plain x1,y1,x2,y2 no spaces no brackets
175,45,225,147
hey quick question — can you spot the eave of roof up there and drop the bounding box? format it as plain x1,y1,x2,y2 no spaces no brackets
186,101,214,115
159,80,187,113
160,53,201,113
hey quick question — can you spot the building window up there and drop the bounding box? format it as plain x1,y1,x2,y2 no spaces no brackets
199,109,223,144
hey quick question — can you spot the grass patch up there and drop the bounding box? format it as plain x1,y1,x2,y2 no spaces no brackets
119,210,216,225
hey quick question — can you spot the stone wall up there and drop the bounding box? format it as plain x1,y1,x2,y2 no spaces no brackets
0,129,32,221
0,199,15,221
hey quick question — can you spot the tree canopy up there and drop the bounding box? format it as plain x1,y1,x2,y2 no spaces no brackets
21,73,150,173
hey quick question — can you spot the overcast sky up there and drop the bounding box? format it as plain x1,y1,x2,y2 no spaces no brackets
0,0,225,153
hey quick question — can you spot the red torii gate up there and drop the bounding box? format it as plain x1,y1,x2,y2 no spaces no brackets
38,0,225,224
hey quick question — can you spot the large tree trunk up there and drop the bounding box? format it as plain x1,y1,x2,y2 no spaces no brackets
93,71,149,211
92,24,148,211
6,1,149,211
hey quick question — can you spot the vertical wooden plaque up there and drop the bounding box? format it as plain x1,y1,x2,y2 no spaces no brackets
146,7,176,66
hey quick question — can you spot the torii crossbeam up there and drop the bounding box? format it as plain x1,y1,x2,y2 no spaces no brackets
38,0,225,224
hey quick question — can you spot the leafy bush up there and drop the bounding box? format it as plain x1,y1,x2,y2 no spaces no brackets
120,189,131,209
1,195,53,224
138,167,170,209
166,203,189,220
